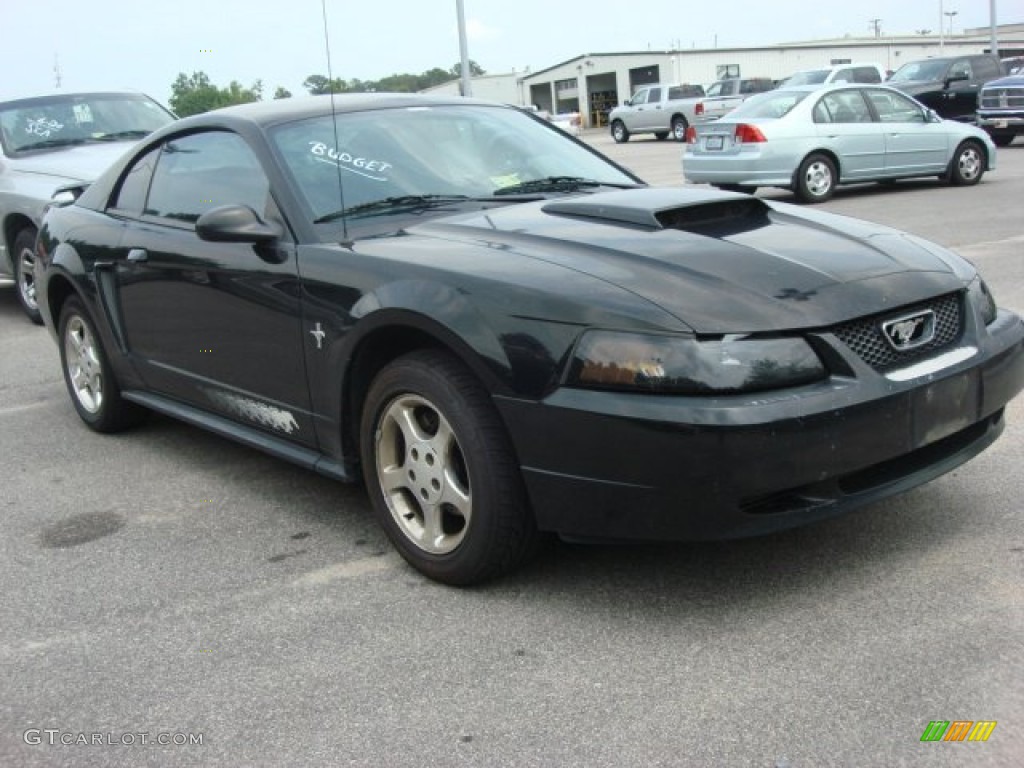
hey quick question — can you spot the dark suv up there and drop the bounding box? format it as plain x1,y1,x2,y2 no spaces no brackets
887,54,1003,122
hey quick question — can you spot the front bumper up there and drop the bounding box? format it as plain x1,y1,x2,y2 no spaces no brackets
977,114,1024,131
495,310,1024,541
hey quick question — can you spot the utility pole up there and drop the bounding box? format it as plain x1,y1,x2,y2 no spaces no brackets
53,54,62,89
990,0,999,57
868,19,882,38
456,0,472,97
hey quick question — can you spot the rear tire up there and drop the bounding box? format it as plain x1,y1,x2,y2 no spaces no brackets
654,131,669,141
948,140,986,186
58,296,147,432
610,120,630,143
13,227,43,325
360,349,537,586
671,116,688,142
795,153,836,203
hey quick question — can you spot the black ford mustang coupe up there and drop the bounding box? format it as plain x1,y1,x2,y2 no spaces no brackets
36,94,1024,584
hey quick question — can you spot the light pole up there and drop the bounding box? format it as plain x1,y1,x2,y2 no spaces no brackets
939,0,945,51
945,9,958,38
456,0,472,97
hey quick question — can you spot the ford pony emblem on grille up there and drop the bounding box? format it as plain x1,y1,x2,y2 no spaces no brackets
882,310,936,351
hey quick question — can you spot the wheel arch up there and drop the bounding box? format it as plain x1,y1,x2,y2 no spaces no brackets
337,307,513,464
948,137,991,174
3,213,37,271
791,148,842,189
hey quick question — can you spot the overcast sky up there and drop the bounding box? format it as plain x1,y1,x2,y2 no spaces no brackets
1,0,1016,104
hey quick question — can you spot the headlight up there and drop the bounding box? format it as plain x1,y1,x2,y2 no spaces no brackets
967,276,997,326
567,330,826,394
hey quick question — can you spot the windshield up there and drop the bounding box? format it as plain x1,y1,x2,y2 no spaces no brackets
0,92,174,155
888,60,950,83
782,70,829,86
728,90,809,119
270,104,639,222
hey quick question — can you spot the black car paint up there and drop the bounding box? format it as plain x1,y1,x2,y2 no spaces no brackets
36,95,1024,542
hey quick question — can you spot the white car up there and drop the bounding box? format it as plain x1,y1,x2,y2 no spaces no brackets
551,111,582,136
779,63,886,87
0,90,174,322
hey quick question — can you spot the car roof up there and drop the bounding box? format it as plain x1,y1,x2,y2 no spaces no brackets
180,92,509,129
772,82,901,94
0,88,158,105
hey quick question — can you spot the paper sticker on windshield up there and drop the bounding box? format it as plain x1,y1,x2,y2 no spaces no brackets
72,104,94,124
490,174,521,189
309,142,392,181
26,117,64,137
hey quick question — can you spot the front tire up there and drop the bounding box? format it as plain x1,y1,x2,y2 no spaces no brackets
59,296,146,432
13,227,43,324
654,131,669,141
949,140,986,186
360,350,536,585
795,153,837,203
610,120,630,143
990,133,1014,148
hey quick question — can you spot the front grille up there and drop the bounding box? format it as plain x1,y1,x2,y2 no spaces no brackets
979,87,1024,110
831,293,962,371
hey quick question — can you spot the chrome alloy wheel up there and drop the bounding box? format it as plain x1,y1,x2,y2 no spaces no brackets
17,242,37,311
957,146,982,181
374,393,471,555
803,159,833,197
64,315,105,414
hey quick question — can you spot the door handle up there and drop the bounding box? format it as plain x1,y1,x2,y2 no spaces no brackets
126,248,148,263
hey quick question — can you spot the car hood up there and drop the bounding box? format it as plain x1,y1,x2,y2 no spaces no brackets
411,188,967,333
983,74,1024,88
6,141,135,182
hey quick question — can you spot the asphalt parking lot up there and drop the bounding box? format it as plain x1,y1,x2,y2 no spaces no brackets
2,137,1023,768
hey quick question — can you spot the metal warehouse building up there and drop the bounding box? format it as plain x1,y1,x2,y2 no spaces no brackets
427,24,1024,130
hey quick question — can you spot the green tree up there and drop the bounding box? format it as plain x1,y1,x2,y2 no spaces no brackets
448,60,485,78
302,74,347,95
273,86,292,99
169,71,262,117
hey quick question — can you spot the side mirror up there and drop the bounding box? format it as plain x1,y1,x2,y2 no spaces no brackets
623,99,632,107
196,205,281,244
944,73,969,87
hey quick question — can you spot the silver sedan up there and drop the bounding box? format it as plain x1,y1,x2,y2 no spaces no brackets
682,84,997,203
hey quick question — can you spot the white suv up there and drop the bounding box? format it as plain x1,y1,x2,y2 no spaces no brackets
779,63,886,87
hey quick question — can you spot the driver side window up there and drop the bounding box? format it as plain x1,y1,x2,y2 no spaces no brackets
142,131,270,225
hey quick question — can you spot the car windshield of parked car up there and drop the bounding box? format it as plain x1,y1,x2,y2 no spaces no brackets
727,90,810,120
782,70,830,86
888,60,950,82
269,104,638,223
0,93,173,155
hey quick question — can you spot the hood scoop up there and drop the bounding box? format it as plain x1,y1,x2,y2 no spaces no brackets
542,189,772,235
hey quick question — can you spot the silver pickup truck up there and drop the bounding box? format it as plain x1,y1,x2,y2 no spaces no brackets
607,83,705,143
696,77,776,122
